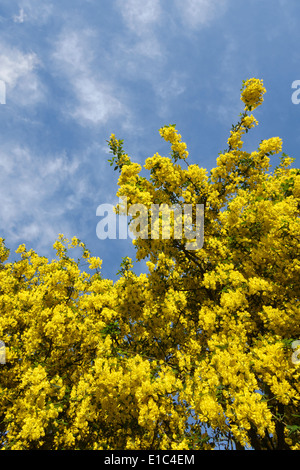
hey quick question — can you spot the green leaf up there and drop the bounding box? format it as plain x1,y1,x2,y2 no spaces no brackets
287,424,300,436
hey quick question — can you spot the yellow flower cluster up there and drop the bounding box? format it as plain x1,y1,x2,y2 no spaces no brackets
144,153,185,192
227,114,259,151
240,78,266,110
227,130,244,150
159,125,189,160
258,137,283,155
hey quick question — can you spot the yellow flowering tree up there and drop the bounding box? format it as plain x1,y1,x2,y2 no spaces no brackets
1,78,300,450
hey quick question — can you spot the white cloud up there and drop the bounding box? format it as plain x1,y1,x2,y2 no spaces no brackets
0,46,38,87
116,0,162,36
0,144,85,251
70,75,123,125
157,72,186,100
52,29,125,125
0,43,43,106
52,29,94,74
13,8,26,23
175,0,228,29
12,1,53,25
114,0,164,60
156,71,187,116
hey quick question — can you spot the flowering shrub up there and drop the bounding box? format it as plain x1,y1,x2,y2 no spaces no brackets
1,79,300,450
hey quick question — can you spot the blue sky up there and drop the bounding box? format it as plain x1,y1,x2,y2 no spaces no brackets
0,0,300,281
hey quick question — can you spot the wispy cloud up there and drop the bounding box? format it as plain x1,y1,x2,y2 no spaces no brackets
12,1,53,25
116,0,162,36
13,8,26,23
0,45,38,87
0,142,88,251
175,0,228,29
114,0,164,60
156,71,187,117
0,42,43,106
51,29,126,126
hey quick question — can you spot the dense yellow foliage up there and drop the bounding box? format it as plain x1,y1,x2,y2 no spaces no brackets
1,78,300,450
